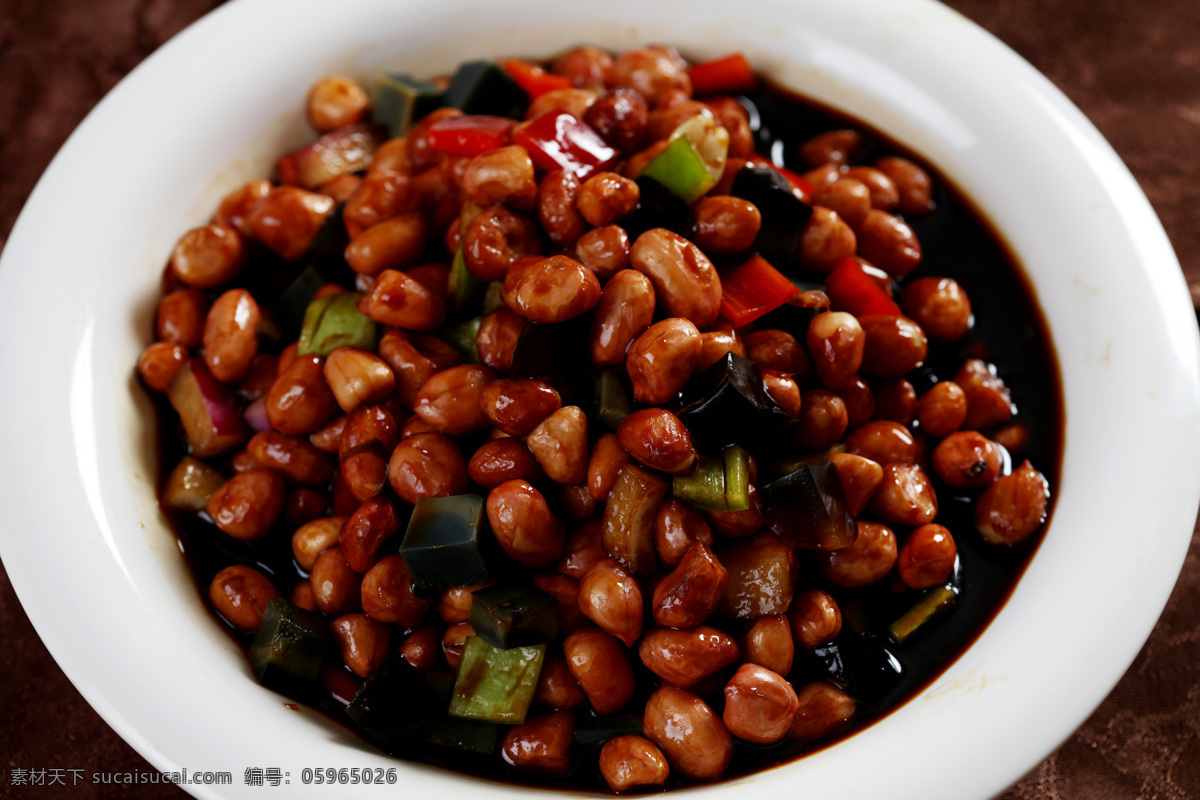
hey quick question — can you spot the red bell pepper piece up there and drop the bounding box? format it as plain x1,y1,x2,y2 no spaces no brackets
688,53,757,95
514,110,618,179
823,258,902,318
427,115,515,157
502,59,572,97
719,254,801,327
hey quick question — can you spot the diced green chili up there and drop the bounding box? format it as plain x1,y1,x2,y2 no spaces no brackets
441,316,482,364
636,115,729,203
373,73,444,137
399,494,495,594
248,598,332,696
889,585,958,644
448,637,545,724
296,292,376,356
469,585,557,650
672,445,752,511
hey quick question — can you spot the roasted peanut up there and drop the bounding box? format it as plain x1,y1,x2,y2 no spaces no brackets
873,378,919,426
557,521,607,581
361,554,430,625
697,329,745,371
918,381,968,437
248,431,332,486
170,224,246,288
744,328,810,380
798,207,856,273
487,480,566,568
215,180,271,237
554,45,615,86
248,187,335,261
462,145,537,208
138,342,188,391
590,269,656,366
526,406,589,485
587,434,632,501
576,172,639,227
206,468,285,540
800,129,862,168
955,358,1014,430
610,47,691,105
812,178,872,227
857,315,927,378
501,711,575,775
806,311,864,389
578,558,644,646
715,533,798,617
534,574,588,634
723,664,799,744
932,431,1002,489
744,614,794,676
322,347,395,412
792,390,848,452
653,543,728,628
526,87,598,120
763,371,802,417
480,379,562,436
827,452,884,517
536,655,588,710
442,622,475,672
412,364,494,435
339,497,399,573
638,626,739,689
626,318,702,405
343,170,414,238
901,277,971,342
563,627,636,714
464,205,543,282
643,686,733,780
788,588,843,647
331,614,389,678
468,438,544,488
584,88,650,153
845,420,917,465
305,75,369,132
836,376,876,430
875,156,934,215
387,432,468,503
868,463,938,526
898,523,958,589
208,565,279,631
399,625,441,671
311,546,362,616
513,255,602,323
537,170,586,248
156,289,207,347
976,460,1049,546
575,225,632,280
616,408,696,475
203,289,260,383
630,229,722,328
358,268,446,330
843,166,899,210
476,306,526,372
599,735,669,792
857,209,921,277
791,682,855,741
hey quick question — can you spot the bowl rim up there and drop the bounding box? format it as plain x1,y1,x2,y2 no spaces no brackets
1,0,1198,798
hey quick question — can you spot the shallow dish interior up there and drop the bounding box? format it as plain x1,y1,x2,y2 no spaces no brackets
1,0,1197,798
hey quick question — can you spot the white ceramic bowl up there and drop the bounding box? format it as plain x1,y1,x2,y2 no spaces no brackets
2,0,1197,797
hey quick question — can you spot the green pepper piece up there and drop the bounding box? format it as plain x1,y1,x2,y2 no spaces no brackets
441,316,482,364
347,654,442,746
399,494,495,594
423,717,501,755
672,453,726,510
889,585,958,644
249,598,332,696
296,292,377,357
636,115,729,203
723,444,752,510
469,585,557,650
373,74,444,137
594,371,633,432
448,637,545,724
443,60,527,118
481,281,506,315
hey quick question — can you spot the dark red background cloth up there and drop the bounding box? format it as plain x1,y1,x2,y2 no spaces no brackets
1,1,1197,797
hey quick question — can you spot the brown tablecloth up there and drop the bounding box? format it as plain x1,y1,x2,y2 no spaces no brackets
1,1,1197,797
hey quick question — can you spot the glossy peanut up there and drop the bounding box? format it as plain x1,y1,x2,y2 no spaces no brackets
638,626,739,689
202,289,260,383
786,588,842,648
358,268,446,330
537,169,586,247
339,497,398,573
215,179,271,237
310,547,362,616
170,223,246,288
714,534,797,618
387,432,468,503
898,523,958,589
799,207,856,273
812,178,872,227
156,289,207,347
693,195,761,254
208,565,279,631
245,431,330,486
476,306,526,372
265,354,340,435
976,460,1049,546
468,439,543,488
360,554,430,625
206,468,284,540
807,311,864,390
955,359,1014,430
578,558,644,647
932,431,1002,489
512,255,602,324
480,379,561,437
652,543,728,629
654,500,715,568
827,452,883,517
744,328,810,380
442,622,475,672
643,686,733,780
525,406,589,485
792,390,848,452
330,614,389,678
723,664,799,745
869,463,938,527
535,655,587,711
857,209,921,277
590,269,656,366
487,480,565,568
626,318,702,405
791,682,855,741
858,315,927,378
705,485,765,539
800,129,862,168
465,205,543,282
836,376,875,430
844,420,917,465
411,364,493,435
744,614,794,676
599,735,669,792
630,229,722,328
138,342,188,391
616,408,696,475
918,381,967,437
343,170,414,238
248,187,335,261
575,225,632,280
901,277,971,342
462,145,536,207
583,88,649,153
321,347,394,413
399,625,441,671
305,75,369,131
610,47,691,105
563,627,636,715
501,710,575,776
875,156,935,215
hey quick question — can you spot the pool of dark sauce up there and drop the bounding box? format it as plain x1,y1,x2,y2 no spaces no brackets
155,74,1063,794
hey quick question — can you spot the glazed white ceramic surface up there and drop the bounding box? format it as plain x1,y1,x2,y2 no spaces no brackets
1,0,1197,797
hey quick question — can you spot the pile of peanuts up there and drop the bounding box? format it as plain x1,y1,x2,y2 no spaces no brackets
137,44,1052,791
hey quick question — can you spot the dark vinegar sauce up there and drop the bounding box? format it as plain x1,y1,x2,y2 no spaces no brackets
156,78,1063,793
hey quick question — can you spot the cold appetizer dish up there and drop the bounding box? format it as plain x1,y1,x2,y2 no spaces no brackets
137,45,1060,792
